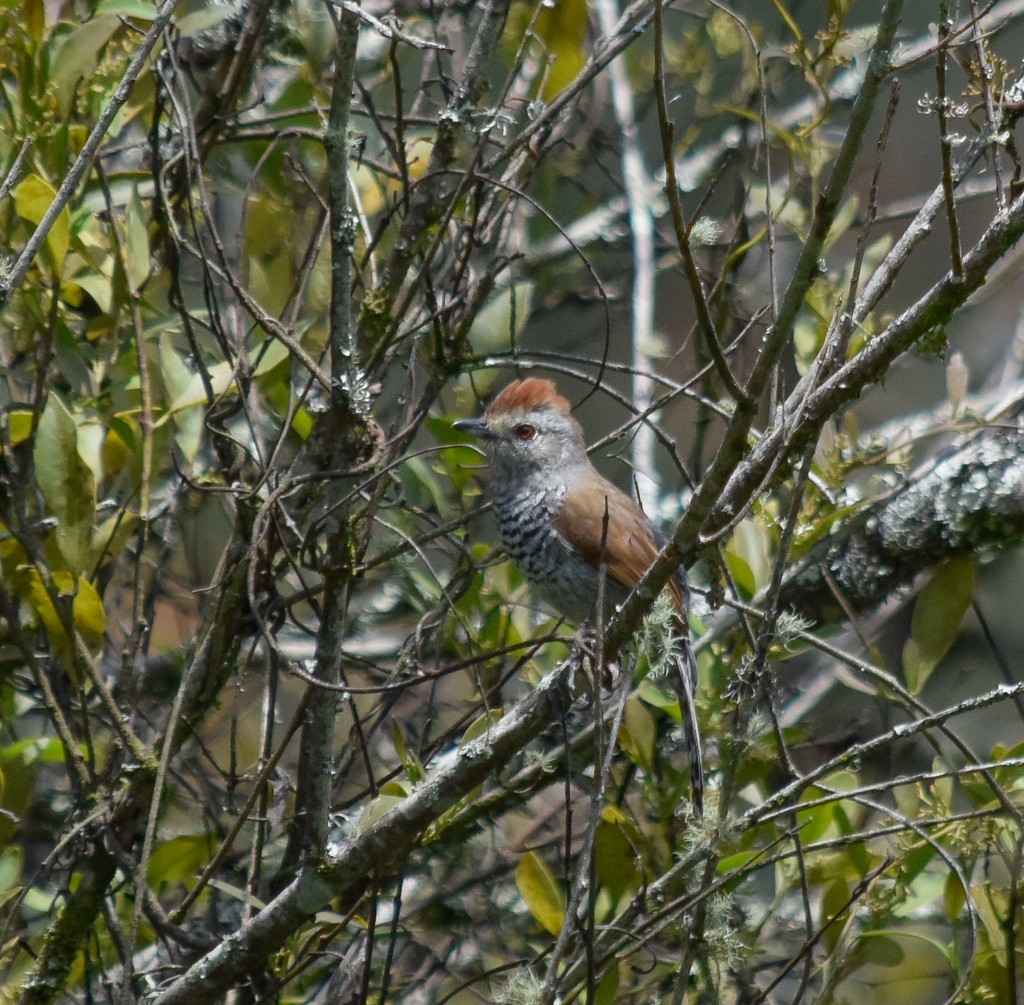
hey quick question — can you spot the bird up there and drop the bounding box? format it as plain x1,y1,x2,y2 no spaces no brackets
453,377,704,816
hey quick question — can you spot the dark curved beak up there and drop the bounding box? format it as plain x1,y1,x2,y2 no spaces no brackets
452,416,492,438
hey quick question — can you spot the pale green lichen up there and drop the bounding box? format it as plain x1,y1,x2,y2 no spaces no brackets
494,966,543,1005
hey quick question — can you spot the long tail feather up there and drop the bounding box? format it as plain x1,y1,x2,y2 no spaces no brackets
672,639,705,817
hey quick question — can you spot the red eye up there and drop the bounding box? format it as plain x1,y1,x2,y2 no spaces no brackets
514,423,536,441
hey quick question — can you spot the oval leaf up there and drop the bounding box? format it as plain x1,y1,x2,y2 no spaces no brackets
34,395,97,575
17,569,106,670
124,186,151,293
594,812,642,902
52,16,120,115
460,709,504,747
13,174,70,274
515,851,565,936
902,557,975,694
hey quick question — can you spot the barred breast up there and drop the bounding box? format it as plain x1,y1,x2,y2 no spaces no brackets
491,484,624,624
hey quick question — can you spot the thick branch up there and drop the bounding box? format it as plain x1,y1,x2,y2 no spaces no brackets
151,659,579,1005
606,0,906,656
714,187,1024,534
781,423,1024,623
19,848,118,1005
325,3,364,412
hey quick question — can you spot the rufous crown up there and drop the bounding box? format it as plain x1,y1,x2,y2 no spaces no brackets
486,378,571,416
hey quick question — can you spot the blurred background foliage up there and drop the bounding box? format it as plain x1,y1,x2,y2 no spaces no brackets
1,0,1024,1002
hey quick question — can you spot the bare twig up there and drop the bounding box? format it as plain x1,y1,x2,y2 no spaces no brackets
0,0,179,307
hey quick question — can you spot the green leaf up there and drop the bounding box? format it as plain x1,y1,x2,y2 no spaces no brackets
177,5,234,36
515,851,565,936
51,16,120,115
848,931,906,968
795,797,834,845
34,395,96,574
252,339,291,381
13,174,70,274
391,720,425,785
148,834,215,889
853,929,955,970
290,406,314,440
357,792,407,832
75,423,106,487
157,349,232,423
101,417,139,484
7,409,34,448
617,695,655,770
707,9,745,56
594,808,642,902
725,519,770,599
207,879,265,911
460,709,504,746
975,888,1011,965
820,876,849,951
94,0,156,18
92,511,140,568
156,339,290,428
593,965,619,1005
902,557,975,693
61,271,114,315
902,842,937,886
1,736,65,765
467,281,534,353
0,847,22,893
535,0,588,98
69,575,106,649
637,677,682,724
124,186,151,293
822,196,859,254
25,0,45,42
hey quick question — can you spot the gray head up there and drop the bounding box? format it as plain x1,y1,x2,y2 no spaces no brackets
452,378,590,487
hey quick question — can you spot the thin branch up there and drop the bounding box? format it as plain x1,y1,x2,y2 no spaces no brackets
937,3,965,276
0,137,31,201
593,0,660,512
652,0,746,406
606,0,907,657
327,0,453,51
151,657,581,1005
0,0,180,307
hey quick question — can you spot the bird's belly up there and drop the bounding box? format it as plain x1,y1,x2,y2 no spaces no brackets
536,556,628,625
496,508,627,624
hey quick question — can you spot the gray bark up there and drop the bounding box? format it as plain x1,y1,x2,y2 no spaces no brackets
781,420,1024,624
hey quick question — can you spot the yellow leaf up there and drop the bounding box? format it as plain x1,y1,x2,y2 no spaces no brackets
535,0,588,99
515,851,565,936
7,410,34,448
18,568,106,671
12,174,70,275
24,0,45,42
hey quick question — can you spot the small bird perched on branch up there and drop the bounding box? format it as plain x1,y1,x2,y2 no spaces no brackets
454,377,704,816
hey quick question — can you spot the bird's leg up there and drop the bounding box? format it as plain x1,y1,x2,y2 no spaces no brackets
573,620,599,664
571,621,618,693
